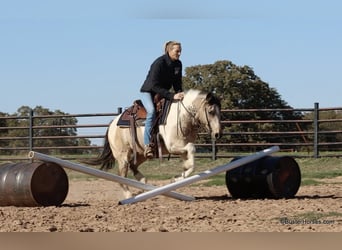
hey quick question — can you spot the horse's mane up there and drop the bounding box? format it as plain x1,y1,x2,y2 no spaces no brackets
184,89,221,109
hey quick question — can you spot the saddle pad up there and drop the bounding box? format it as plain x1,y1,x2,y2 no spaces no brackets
117,117,145,127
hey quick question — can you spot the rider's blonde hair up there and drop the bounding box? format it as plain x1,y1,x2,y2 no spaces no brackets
164,41,181,54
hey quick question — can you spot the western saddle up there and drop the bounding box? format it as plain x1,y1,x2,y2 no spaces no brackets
116,95,171,163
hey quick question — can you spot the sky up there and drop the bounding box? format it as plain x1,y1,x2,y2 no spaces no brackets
1,0,342,117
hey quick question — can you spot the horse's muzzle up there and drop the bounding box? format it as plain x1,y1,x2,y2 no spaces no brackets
212,132,222,140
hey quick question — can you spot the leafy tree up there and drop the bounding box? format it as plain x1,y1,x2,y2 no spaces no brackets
0,112,10,154
182,60,305,151
2,106,92,155
183,60,292,109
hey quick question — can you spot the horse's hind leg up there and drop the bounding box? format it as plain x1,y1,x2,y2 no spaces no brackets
117,155,146,199
116,161,132,199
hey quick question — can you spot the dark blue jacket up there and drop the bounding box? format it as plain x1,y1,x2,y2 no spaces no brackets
140,54,183,100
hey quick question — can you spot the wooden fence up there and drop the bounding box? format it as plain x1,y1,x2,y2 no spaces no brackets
1,103,342,162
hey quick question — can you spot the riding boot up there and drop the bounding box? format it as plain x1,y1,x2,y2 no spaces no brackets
144,144,154,159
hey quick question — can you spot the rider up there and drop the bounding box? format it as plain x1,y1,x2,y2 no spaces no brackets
140,41,185,159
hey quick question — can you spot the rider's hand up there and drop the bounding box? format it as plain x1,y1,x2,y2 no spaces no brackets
174,92,184,100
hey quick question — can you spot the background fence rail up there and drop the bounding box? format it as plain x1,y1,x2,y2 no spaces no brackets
1,103,342,162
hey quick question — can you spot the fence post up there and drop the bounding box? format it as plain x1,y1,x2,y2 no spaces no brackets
313,102,319,158
29,109,34,162
211,139,217,160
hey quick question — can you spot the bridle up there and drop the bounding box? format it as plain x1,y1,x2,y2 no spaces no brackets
176,99,212,137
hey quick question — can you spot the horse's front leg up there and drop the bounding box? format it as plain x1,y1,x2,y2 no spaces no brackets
171,142,196,182
129,154,147,184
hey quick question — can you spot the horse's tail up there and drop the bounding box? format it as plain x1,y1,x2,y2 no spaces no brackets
85,129,115,170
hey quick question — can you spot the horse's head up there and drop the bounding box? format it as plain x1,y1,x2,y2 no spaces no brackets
202,91,222,140
184,90,222,141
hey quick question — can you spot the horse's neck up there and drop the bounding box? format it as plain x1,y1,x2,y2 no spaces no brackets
164,100,200,139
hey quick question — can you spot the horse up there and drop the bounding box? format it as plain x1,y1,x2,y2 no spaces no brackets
90,89,222,199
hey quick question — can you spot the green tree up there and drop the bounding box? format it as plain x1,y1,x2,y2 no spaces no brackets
3,106,92,155
182,60,305,151
5,106,30,154
0,112,10,154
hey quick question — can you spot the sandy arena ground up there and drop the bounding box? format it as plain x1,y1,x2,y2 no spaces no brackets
0,176,341,232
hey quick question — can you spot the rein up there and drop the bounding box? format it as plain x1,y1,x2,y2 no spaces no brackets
177,100,208,137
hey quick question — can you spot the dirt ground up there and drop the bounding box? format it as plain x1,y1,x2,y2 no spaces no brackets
0,176,341,232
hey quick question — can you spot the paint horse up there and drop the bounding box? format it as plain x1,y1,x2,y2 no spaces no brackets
90,89,222,199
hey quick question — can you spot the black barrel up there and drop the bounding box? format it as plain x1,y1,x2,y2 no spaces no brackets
225,156,301,199
0,162,69,206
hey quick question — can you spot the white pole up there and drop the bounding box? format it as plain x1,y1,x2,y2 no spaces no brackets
119,146,280,205
28,151,194,201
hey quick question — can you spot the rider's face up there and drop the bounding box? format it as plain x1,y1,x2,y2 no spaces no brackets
168,45,182,61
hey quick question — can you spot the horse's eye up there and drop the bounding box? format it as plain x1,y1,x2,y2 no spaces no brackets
208,106,216,115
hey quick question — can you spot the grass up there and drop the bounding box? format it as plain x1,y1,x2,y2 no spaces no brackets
2,153,342,187
294,211,342,221
300,179,322,186
61,155,342,189
296,157,342,186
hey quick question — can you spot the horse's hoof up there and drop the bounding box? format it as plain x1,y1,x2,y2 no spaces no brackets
122,191,133,199
172,175,183,183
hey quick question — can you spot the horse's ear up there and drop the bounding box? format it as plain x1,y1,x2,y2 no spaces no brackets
206,92,221,109
205,92,215,103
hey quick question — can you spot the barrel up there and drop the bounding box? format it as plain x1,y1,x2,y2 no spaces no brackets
0,162,69,206
225,156,301,199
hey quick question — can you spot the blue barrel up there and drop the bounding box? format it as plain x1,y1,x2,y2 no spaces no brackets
225,156,301,199
0,162,69,206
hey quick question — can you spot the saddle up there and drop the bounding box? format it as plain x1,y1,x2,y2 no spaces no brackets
116,96,171,163
117,100,147,127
